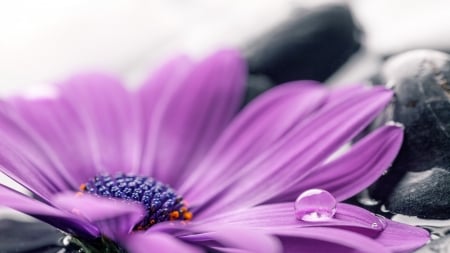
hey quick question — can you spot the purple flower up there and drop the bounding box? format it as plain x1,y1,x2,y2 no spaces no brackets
0,49,428,253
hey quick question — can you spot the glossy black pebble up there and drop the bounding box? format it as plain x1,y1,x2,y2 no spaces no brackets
0,219,65,253
244,4,361,102
369,50,450,219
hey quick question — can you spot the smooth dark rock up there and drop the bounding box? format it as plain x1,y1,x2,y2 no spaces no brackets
385,168,450,219
245,4,361,85
369,50,450,219
0,219,65,253
379,50,450,172
243,74,275,105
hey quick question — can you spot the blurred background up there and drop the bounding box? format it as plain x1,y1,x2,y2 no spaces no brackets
1,0,450,95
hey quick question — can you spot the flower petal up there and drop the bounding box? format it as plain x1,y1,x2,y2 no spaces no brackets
278,124,404,202
0,100,75,197
138,54,193,176
0,185,97,237
374,219,430,253
174,225,282,253
190,228,281,253
57,73,140,176
278,227,390,253
196,86,393,217
203,203,386,237
279,236,368,253
0,73,140,195
200,202,428,252
142,49,247,186
0,140,58,199
53,193,144,241
124,232,203,253
180,81,327,199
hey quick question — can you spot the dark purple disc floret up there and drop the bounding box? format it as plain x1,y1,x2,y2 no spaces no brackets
81,174,192,230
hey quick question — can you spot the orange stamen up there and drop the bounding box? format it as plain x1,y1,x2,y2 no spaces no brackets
170,211,180,220
79,184,87,191
183,211,193,221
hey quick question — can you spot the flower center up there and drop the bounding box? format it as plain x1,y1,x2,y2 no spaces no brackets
80,173,192,230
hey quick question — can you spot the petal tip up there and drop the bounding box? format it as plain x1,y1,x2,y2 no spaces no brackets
208,48,245,65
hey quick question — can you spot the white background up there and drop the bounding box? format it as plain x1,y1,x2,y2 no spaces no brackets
0,0,450,93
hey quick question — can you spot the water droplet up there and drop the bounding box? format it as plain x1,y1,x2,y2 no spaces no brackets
375,214,388,229
371,215,388,230
294,189,337,222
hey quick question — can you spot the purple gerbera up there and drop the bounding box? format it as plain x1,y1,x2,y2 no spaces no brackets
0,49,429,252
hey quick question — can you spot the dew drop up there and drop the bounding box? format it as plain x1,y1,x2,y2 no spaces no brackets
375,214,388,229
294,189,337,222
371,214,388,230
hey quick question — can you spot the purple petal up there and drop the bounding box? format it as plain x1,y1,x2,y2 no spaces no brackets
278,124,404,202
0,100,75,197
279,236,369,253
141,49,247,187
53,193,144,241
0,73,140,195
148,222,282,253
200,202,428,252
278,227,390,253
0,185,98,237
203,203,387,237
178,225,282,253
195,86,393,217
58,73,140,176
180,81,327,201
0,140,58,200
124,232,203,253
138,55,193,176
374,219,430,253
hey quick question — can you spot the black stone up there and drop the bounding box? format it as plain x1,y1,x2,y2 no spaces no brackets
0,219,65,253
243,74,275,105
384,168,450,219
245,4,361,86
369,50,450,219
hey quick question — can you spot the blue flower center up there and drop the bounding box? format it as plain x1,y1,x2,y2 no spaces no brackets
80,174,192,230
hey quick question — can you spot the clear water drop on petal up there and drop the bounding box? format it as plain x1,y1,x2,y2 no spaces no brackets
375,214,388,229
370,214,388,230
294,189,337,222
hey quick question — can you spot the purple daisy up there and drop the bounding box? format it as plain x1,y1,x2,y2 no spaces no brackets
0,49,429,253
